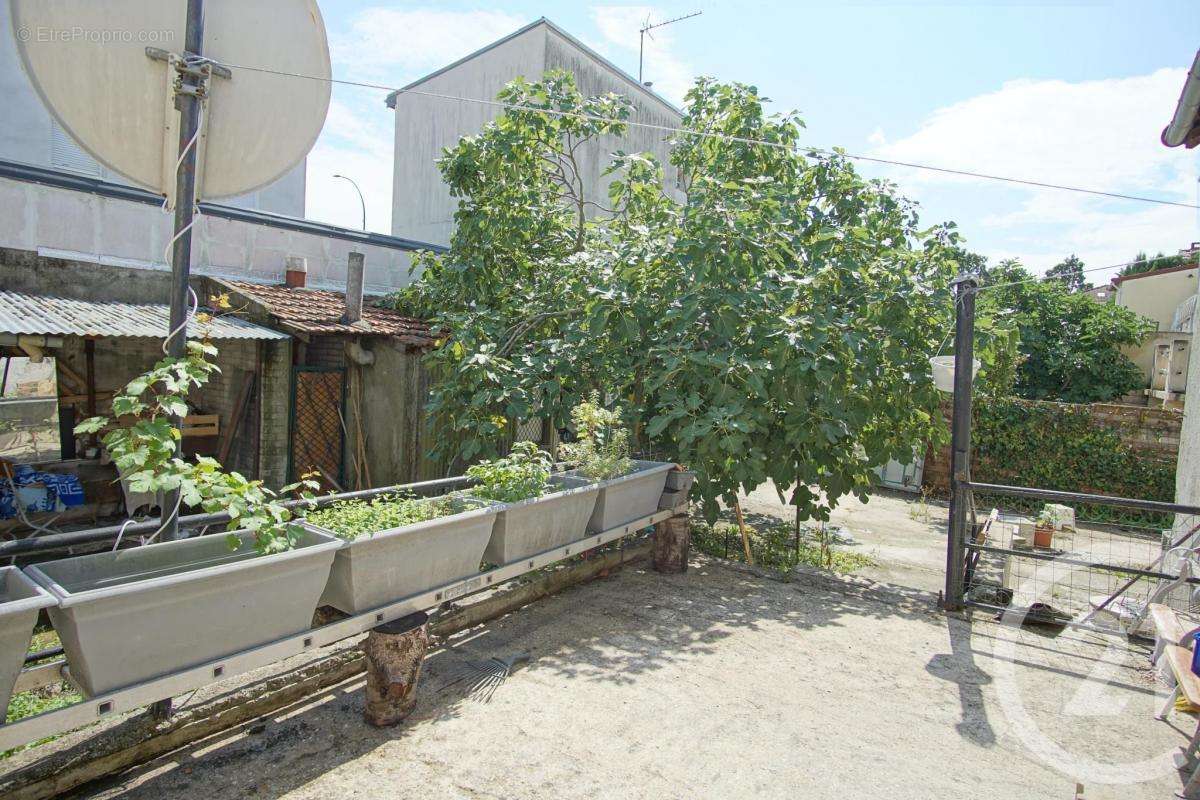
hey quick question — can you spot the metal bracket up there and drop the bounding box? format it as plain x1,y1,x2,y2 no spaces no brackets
146,48,226,209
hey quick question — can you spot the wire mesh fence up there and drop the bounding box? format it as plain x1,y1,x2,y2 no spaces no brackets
963,493,1200,635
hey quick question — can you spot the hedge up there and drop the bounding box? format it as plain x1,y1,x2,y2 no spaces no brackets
971,398,1176,527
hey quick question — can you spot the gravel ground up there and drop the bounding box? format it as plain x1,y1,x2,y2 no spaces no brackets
73,491,1189,800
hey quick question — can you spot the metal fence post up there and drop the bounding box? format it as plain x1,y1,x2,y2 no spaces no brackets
943,273,978,611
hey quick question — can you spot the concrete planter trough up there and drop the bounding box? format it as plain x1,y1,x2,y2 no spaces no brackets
0,567,56,719
471,476,600,565
568,461,675,533
25,528,340,698
305,497,500,615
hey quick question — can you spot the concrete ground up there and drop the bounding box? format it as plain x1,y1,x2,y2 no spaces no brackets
72,490,1192,799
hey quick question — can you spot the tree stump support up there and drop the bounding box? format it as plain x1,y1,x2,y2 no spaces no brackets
361,611,430,727
653,514,690,573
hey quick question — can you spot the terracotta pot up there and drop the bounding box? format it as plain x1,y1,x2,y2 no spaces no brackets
1033,525,1054,549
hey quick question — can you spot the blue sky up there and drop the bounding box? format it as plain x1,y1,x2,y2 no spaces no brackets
307,1,1200,282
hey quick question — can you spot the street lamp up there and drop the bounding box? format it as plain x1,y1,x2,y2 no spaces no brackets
332,173,366,231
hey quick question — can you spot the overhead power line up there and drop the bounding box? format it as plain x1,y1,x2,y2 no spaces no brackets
216,59,1200,211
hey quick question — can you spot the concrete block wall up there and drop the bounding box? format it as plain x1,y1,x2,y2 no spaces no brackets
0,178,421,293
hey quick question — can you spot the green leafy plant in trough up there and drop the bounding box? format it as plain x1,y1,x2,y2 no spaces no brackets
559,392,633,481
466,441,553,503
75,341,317,554
305,494,467,540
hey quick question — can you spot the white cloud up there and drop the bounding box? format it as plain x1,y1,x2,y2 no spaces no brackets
306,8,526,235
330,8,525,81
866,68,1200,280
589,6,696,106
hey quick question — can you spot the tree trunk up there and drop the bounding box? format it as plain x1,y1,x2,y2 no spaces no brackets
361,612,429,727
653,514,690,573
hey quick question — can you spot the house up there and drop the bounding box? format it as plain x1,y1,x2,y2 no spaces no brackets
386,17,687,246
1160,51,1200,523
1112,259,1197,404
1083,283,1115,303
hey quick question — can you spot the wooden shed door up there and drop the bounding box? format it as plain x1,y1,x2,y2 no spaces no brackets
289,367,345,489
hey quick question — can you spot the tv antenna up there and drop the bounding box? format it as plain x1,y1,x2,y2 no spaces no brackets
638,10,702,85
12,0,331,540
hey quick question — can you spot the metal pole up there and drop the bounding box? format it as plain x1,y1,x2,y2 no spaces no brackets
333,174,366,231
943,273,978,611
638,30,645,83
161,0,205,542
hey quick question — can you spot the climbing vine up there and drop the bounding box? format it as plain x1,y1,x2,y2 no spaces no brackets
75,340,316,553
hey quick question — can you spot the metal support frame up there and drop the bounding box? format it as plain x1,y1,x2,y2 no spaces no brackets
943,273,978,611
0,507,677,752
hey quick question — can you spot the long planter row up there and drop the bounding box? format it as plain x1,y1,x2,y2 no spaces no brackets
0,462,676,711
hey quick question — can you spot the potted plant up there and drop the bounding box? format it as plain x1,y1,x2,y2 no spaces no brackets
0,567,57,719
1033,507,1061,549
464,441,599,564
302,493,500,615
26,527,340,698
560,394,674,532
25,343,340,698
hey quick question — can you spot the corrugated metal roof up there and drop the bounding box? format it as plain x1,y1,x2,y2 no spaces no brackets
225,281,435,346
0,291,289,340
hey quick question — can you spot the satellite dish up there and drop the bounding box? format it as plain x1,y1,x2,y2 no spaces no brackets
11,0,331,201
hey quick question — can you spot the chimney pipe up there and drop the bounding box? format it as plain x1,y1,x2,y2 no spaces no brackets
344,251,365,324
284,256,307,288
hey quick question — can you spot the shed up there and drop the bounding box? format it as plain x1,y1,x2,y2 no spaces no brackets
215,272,450,491
0,289,291,529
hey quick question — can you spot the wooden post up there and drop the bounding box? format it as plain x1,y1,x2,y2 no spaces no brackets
654,514,690,573
361,611,429,727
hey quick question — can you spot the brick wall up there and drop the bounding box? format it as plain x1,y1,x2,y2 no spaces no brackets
302,335,347,369
923,398,1181,496
258,338,292,489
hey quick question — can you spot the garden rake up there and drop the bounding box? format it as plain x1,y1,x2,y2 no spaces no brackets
434,652,531,703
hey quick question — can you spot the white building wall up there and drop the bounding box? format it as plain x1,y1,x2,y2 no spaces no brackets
390,20,685,247
0,177,417,294
1177,313,1200,524
391,24,546,246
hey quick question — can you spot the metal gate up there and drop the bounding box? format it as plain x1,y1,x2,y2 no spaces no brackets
940,273,1200,635
289,366,346,489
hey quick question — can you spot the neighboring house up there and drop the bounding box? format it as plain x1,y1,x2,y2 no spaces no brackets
1160,50,1200,521
1112,261,1197,404
387,17,687,247
1083,283,1115,303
